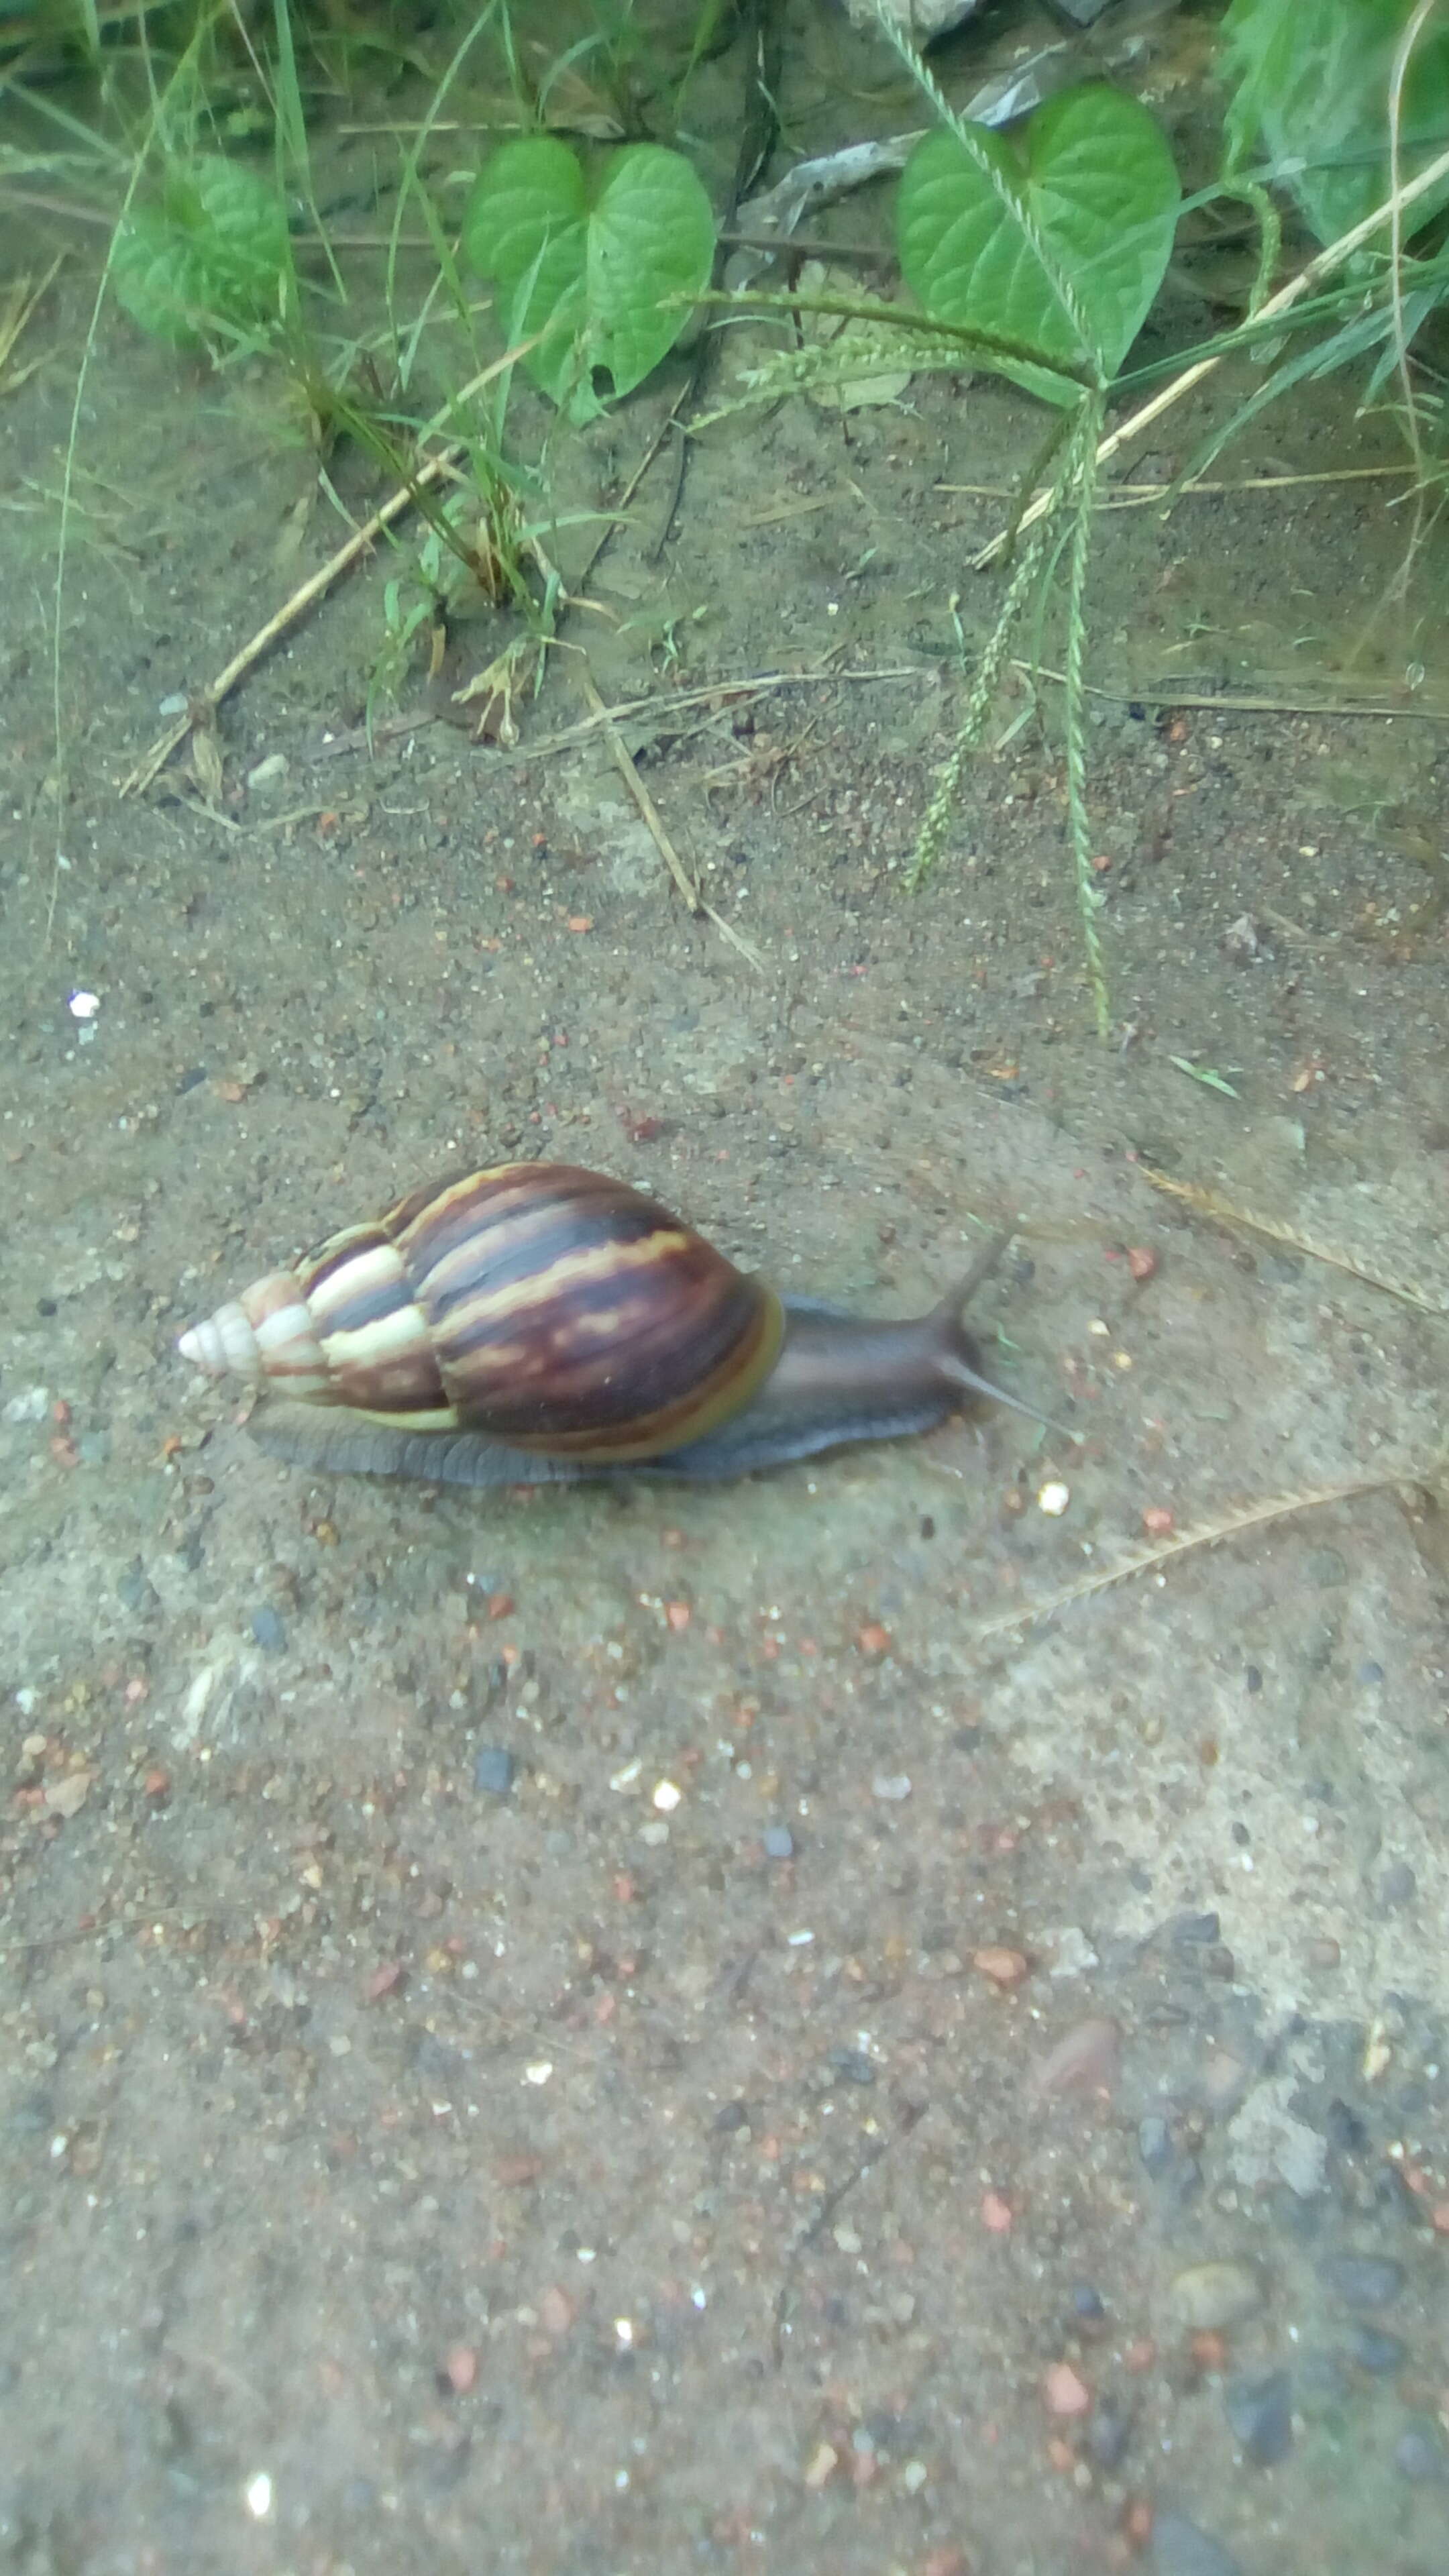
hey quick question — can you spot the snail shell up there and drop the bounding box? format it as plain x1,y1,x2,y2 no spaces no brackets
178,1159,1049,1487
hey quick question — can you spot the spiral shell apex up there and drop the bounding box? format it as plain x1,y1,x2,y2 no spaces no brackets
177,1272,333,1397
179,1161,786,1465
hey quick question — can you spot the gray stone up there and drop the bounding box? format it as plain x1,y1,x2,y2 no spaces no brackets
1170,2260,1265,2331
1321,2254,1405,2310
1138,2114,1173,2176
1152,2509,1244,2576
1223,2368,1293,2465
1394,2426,1445,2482
1088,2400,1132,2469
1346,2324,1407,2375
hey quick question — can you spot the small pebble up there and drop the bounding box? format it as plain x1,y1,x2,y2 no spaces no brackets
1037,1480,1071,1516
1049,1925,1099,1977
826,2047,876,2087
1305,1546,1348,1588
1346,2324,1406,2375
1043,2361,1091,2418
1138,2114,1173,2176
1070,2284,1106,2322
1223,2368,1292,2465
1172,1911,1220,1945
442,2345,477,2395
872,1773,912,1803
473,1745,515,1796
1320,2253,1405,2310
1376,1860,1417,1909
762,1824,794,1860
117,1560,160,1613
1088,2401,1132,2470
1170,2260,1265,2331
250,1605,285,1653
1356,1660,1385,1685
1033,2015,1120,2096
1394,2426,1444,2482
802,2440,839,2489
158,690,189,717
1150,2510,1244,2576
973,1945,1029,1988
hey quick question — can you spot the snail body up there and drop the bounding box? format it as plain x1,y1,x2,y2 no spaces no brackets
178,1159,1044,1489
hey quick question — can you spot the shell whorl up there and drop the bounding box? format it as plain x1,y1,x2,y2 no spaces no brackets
176,1272,332,1395
179,1163,785,1464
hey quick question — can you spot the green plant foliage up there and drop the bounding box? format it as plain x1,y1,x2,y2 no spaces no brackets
896,83,1181,407
111,154,290,349
1219,0,1449,248
463,135,715,422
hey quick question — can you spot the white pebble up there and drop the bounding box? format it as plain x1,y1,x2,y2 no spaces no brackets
1037,1481,1071,1516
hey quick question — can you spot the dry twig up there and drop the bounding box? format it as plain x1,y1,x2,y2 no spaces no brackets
1140,1165,1448,1318
578,671,764,966
972,1464,1439,1639
119,335,545,796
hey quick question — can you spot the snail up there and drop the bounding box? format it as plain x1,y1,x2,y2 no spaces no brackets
177,1159,1060,1488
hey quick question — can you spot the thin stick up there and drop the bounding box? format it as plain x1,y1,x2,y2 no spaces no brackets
971,1468,1433,1638
119,333,546,796
1140,1165,1448,1317
937,466,1416,502
0,255,65,386
578,671,764,967
504,662,919,759
971,138,1449,569
1012,658,1447,722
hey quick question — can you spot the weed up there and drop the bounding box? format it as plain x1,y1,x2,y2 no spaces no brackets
25,0,1449,1022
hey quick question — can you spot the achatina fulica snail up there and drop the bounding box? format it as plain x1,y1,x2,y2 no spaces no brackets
178,1159,1057,1488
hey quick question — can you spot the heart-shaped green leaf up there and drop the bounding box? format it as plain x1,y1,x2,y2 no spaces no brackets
1220,0,1449,249
112,154,290,349
898,84,1180,407
464,137,715,422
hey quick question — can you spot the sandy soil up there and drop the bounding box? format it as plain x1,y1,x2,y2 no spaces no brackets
2,11,1448,2571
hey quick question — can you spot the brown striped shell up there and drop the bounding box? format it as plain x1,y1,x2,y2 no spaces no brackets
178,1162,786,1464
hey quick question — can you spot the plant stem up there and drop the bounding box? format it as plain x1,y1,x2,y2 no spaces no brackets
1063,397,1109,1038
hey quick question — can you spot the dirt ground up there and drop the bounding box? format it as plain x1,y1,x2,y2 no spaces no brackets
3,11,1449,2575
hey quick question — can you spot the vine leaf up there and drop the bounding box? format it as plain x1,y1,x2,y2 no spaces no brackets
464,137,715,423
897,83,1181,408
111,155,290,349
1219,0,1449,249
